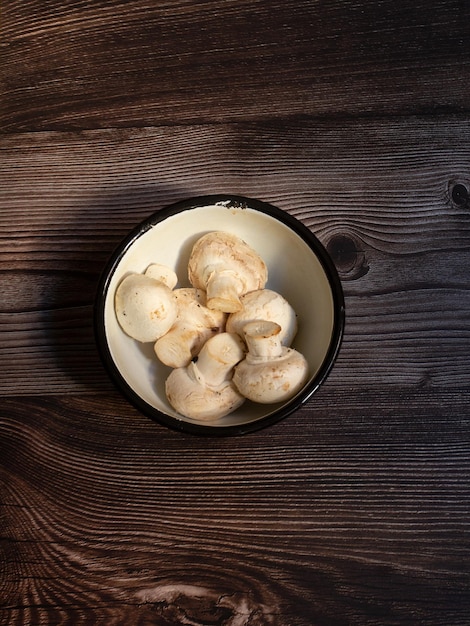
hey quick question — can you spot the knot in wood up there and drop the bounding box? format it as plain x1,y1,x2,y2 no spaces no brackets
450,182,470,209
134,583,277,624
326,233,369,281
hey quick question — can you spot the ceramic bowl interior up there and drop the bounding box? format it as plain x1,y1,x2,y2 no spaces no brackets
95,195,344,435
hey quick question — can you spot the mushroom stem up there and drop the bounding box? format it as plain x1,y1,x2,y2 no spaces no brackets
204,268,244,313
192,332,245,387
154,288,226,368
243,320,284,359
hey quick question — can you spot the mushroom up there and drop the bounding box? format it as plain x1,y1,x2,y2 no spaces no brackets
154,287,227,368
144,263,178,289
233,320,309,404
115,273,177,343
226,288,298,347
187,231,268,313
165,332,246,421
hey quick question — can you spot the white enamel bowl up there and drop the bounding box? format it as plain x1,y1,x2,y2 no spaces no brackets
94,195,344,435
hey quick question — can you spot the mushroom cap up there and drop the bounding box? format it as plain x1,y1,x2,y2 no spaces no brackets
115,273,178,343
187,231,268,311
233,346,309,404
165,365,245,421
226,289,298,346
144,263,178,289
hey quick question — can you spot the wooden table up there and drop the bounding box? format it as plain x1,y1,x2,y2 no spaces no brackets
2,1,469,624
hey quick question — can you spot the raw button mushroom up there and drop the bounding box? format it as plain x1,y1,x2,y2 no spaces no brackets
144,263,178,289
233,320,309,404
115,273,177,343
154,288,227,368
226,288,298,347
165,332,246,421
187,231,268,313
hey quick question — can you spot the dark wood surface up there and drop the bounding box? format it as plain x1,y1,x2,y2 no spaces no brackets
1,1,470,624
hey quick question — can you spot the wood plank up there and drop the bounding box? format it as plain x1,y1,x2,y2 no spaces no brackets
2,2,469,624
1,392,469,624
2,0,470,131
1,118,469,394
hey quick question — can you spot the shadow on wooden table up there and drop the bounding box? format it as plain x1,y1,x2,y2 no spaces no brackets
38,183,197,394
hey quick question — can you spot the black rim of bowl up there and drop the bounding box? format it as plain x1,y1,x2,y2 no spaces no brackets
94,194,345,436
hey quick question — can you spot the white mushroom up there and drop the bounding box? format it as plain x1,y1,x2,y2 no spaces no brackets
115,273,177,343
165,332,246,421
226,288,298,347
154,288,227,368
233,320,309,404
187,231,268,313
144,263,178,289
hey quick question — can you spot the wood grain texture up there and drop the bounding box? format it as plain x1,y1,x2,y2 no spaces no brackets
1,118,469,395
2,1,470,623
1,393,469,625
2,0,470,132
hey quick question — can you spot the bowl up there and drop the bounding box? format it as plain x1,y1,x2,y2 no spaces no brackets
94,195,345,436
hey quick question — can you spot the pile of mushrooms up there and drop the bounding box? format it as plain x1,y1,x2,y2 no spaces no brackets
114,231,309,421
